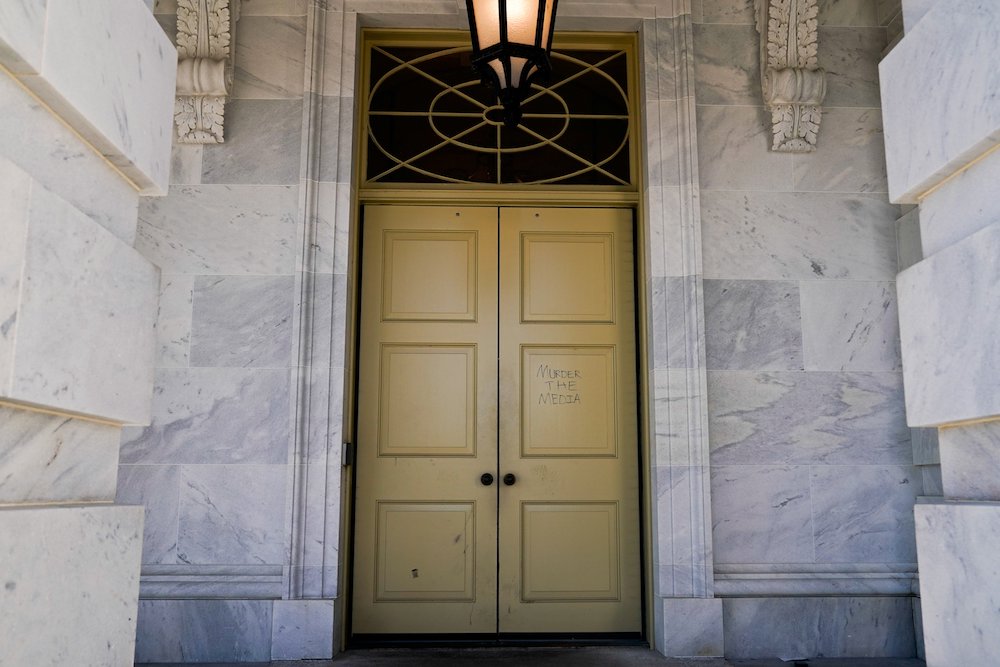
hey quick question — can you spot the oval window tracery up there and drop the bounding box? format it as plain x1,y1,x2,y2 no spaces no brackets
364,37,634,187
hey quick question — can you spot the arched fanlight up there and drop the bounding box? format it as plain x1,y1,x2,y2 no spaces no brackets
465,0,559,128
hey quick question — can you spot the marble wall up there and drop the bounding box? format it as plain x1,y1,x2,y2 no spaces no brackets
693,0,917,658
127,2,341,660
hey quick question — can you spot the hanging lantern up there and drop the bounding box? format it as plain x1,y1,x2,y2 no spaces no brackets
466,0,559,128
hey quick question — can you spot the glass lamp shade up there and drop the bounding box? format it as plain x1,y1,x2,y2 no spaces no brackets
466,0,558,127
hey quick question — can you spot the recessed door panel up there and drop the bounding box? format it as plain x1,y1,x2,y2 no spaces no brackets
382,230,478,321
378,344,476,456
521,346,617,457
522,502,621,601
376,501,476,601
521,233,615,323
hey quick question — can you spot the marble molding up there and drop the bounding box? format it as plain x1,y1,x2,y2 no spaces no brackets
0,157,158,425
915,501,1000,665
754,0,827,152
896,222,1000,426
0,505,144,667
0,406,121,504
879,0,1000,202
174,0,241,143
0,0,176,193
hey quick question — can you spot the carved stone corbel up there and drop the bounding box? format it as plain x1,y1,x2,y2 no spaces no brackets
174,0,241,143
754,0,826,152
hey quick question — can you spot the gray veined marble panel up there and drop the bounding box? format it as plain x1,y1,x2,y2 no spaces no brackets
136,185,298,275
818,27,886,108
793,108,888,193
0,0,46,73
811,465,919,563
0,406,120,504
116,464,180,564
190,275,294,368
704,280,803,371
0,158,30,378
202,99,304,184
723,596,916,659
314,181,352,275
177,464,288,565
711,465,814,563
708,371,910,464
800,281,902,371
696,106,793,191
169,144,203,185
693,24,759,106
119,367,290,464
135,599,273,663
157,275,193,368
701,191,899,280
233,16,307,99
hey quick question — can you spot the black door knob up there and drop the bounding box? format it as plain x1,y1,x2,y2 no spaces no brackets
503,473,516,486
480,473,494,486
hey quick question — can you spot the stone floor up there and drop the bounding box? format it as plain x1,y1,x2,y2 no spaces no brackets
140,646,927,666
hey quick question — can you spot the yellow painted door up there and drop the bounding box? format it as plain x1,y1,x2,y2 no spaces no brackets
498,207,641,633
353,205,640,636
352,205,499,634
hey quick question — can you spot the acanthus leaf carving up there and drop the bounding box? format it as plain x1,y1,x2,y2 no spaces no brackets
755,0,826,153
174,0,240,144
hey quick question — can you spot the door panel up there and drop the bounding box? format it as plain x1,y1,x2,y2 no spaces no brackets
498,207,641,633
353,205,640,637
353,205,498,634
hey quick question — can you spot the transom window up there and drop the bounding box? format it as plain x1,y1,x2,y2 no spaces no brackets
361,31,637,189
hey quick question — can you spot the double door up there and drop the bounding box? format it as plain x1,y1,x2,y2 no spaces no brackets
352,205,640,636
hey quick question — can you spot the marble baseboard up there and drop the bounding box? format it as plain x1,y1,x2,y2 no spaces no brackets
880,0,1000,202
271,599,335,660
915,501,1000,665
135,599,273,663
896,221,1000,426
0,504,143,667
0,0,175,193
0,157,158,424
723,596,916,659
0,405,120,504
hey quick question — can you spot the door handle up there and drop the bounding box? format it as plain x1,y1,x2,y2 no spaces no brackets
480,473,495,486
503,473,516,486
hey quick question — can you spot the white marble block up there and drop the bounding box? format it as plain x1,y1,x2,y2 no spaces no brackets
896,221,1000,426
0,0,176,193
0,504,144,667
271,599,335,660
0,157,158,424
657,598,723,658
915,501,1000,666
880,0,1000,202
938,421,1000,501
